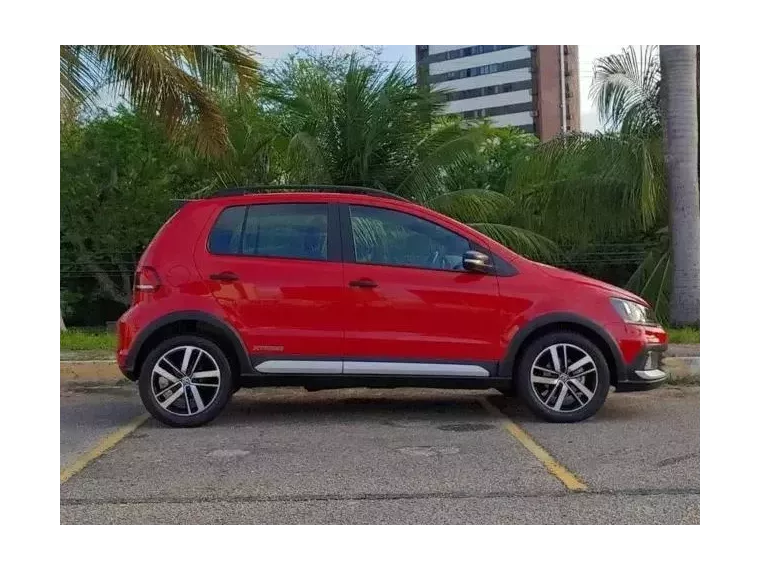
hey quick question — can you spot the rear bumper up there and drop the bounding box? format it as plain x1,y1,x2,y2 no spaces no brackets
118,362,136,382
116,310,138,381
616,343,669,392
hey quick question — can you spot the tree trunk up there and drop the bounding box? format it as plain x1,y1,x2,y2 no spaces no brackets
660,45,700,326
697,40,705,215
55,40,66,338
697,40,705,326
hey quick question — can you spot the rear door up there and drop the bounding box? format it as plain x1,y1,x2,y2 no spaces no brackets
195,200,345,367
340,203,502,375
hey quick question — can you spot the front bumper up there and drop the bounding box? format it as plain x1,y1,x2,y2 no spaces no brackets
616,343,669,392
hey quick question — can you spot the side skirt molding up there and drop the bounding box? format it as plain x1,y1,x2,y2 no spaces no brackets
253,360,491,377
246,357,502,388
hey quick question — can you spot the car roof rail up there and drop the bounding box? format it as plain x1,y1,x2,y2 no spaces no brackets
211,185,412,203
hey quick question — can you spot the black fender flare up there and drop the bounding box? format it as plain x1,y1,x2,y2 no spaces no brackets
498,312,626,383
124,310,252,377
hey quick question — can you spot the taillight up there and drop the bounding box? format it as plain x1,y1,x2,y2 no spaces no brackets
133,266,161,303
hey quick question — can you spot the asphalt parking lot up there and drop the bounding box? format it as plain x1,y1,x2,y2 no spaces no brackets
60,382,699,524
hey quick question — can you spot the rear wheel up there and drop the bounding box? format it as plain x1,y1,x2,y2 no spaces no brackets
138,335,234,427
516,331,610,423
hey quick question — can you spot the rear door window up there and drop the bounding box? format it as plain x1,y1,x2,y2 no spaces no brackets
208,203,329,261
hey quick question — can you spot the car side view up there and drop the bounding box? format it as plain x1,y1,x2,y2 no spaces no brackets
117,185,668,427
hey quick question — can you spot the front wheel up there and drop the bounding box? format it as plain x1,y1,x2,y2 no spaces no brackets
138,335,234,428
516,331,610,423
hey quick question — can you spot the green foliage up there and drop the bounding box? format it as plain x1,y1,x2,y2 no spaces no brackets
424,189,513,224
60,329,117,351
265,52,449,191
469,223,562,263
511,132,666,244
61,47,681,325
60,45,260,156
61,109,216,311
667,327,699,344
625,229,670,323
443,125,539,192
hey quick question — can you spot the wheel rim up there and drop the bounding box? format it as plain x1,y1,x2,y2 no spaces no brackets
530,343,598,413
151,346,221,417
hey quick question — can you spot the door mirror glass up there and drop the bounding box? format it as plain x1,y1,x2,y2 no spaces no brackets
462,250,493,273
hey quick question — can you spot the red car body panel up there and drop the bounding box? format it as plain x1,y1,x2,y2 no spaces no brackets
117,192,668,386
342,262,502,361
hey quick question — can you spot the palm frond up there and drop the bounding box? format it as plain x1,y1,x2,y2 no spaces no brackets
185,45,259,93
286,131,331,183
95,46,229,156
625,249,672,324
510,132,666,243
626,230,671,323
61,45,260,157
424,189,513,224
469,223,561,263
395,122,488,201
60,45,100,119
591,45,661,134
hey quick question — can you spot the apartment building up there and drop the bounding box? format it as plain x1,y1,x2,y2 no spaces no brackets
416,45,580,140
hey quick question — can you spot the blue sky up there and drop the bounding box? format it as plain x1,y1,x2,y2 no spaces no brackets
253,44,629,132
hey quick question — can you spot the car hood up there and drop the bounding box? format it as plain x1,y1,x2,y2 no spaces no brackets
532,262,648,306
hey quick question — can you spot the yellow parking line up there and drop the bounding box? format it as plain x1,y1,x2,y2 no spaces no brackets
60,413,149,484
479,397,587,492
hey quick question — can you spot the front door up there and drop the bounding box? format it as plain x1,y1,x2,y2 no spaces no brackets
340,203,502,376
197,201,345,369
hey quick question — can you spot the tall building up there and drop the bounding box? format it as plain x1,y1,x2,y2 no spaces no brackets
415,45,580,140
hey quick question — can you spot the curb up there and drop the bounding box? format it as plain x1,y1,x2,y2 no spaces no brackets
60,360,123,385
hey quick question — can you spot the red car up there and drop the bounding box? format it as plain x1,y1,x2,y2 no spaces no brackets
117,186,668,427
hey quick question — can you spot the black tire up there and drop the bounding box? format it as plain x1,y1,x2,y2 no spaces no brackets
138,335,234,428
515,331,610,423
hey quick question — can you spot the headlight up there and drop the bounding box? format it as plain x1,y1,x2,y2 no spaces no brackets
610,297,655,324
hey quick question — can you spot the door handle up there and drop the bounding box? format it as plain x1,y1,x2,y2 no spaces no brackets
210,271,239,282
349,278,378,288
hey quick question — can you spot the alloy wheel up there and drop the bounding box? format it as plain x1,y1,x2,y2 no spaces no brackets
529,343,598,413
150,345,222,417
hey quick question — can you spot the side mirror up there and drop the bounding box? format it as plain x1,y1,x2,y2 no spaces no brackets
462,250,493,273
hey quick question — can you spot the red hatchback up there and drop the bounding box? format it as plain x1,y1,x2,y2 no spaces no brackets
117,186,668,427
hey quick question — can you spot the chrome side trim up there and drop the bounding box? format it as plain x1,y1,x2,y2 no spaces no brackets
255,360,343,374
343,362,490,377
254,360,491,377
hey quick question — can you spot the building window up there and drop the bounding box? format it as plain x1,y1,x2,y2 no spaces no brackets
428,57,532,84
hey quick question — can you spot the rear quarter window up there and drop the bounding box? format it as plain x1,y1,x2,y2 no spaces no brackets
207,206,246,254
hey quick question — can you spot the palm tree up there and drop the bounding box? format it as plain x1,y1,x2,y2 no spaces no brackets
659,45,700,326
590,46,661,134
60,45,259,157
264,53,559,261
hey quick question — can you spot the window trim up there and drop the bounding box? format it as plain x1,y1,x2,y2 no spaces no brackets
340,202,518,277
206,202,342,263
